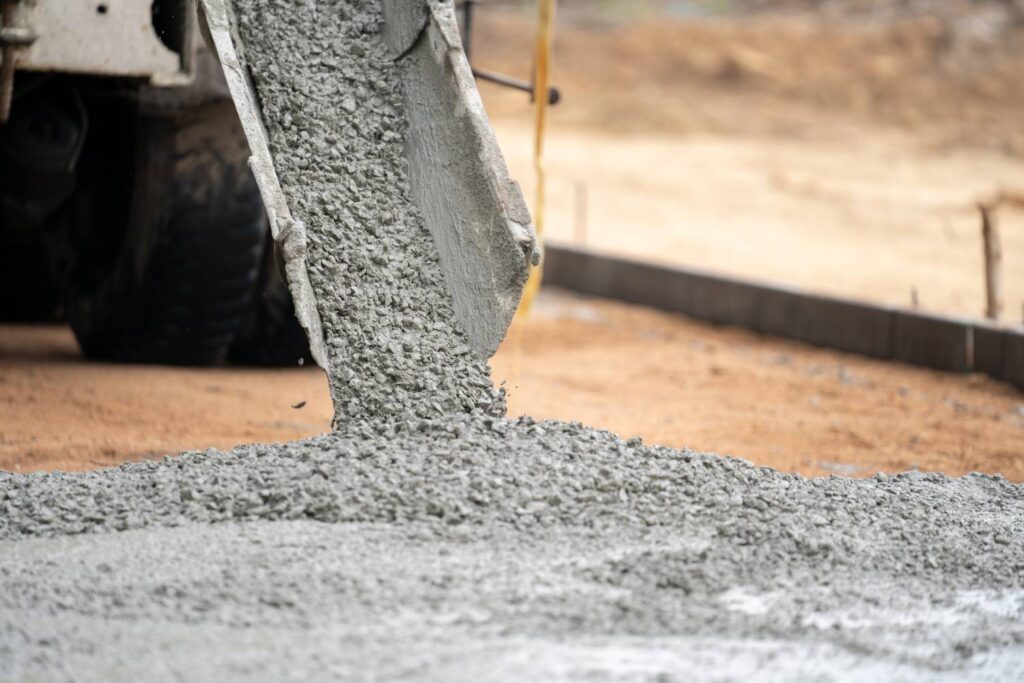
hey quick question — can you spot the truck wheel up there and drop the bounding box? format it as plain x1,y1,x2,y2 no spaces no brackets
229,233,313,367
0,233,61,322
65,99,264,365
0,79,85,322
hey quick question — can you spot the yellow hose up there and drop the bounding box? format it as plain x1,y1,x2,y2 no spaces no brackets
515,0,555,320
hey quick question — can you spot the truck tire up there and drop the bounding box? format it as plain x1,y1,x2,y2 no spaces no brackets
229,233,313,367
0,78,85,322
65,99,264,365
0,233,60,322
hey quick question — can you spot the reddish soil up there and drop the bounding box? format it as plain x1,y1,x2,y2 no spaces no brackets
3,291,1021,480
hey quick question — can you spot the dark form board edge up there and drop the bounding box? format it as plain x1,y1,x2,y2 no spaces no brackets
542,245,1024,391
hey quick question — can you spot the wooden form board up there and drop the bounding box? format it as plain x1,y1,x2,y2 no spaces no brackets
543,245,1024,390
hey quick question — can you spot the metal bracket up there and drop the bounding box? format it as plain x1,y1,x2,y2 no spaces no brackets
0,0,37,123
0,25,35,47
459,0,561,106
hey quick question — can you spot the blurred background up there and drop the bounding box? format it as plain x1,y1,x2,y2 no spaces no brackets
474,0,1024,318
2,0,1022,480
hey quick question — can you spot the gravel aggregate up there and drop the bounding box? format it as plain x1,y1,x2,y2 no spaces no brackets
234,0,503,425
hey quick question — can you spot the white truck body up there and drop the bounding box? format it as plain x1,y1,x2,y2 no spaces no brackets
10,0,193,83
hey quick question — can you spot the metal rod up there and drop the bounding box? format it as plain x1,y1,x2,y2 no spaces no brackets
462,0,475,64
0,1,17,123
517,0,556,319
471,67,560,105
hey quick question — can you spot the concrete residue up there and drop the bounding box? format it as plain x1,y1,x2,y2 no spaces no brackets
2,1,1024,681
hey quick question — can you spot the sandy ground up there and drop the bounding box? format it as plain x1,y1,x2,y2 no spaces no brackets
3,8,1024,478
3,290,1021,480
493,121,1024,319
475,11,1024,321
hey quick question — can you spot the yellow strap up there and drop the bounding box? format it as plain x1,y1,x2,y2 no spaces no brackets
515,0,555,320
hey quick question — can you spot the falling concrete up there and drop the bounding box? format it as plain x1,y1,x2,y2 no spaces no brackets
203,0,536,427
230,0,503,425
2,0,1024,681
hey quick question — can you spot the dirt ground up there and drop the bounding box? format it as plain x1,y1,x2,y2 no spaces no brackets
3,6,1023,481
3,290,1021,480
475,9,1024,321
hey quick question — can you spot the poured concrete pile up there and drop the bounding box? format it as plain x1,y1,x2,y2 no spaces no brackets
2,417,1024,680
2,1,1024,681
